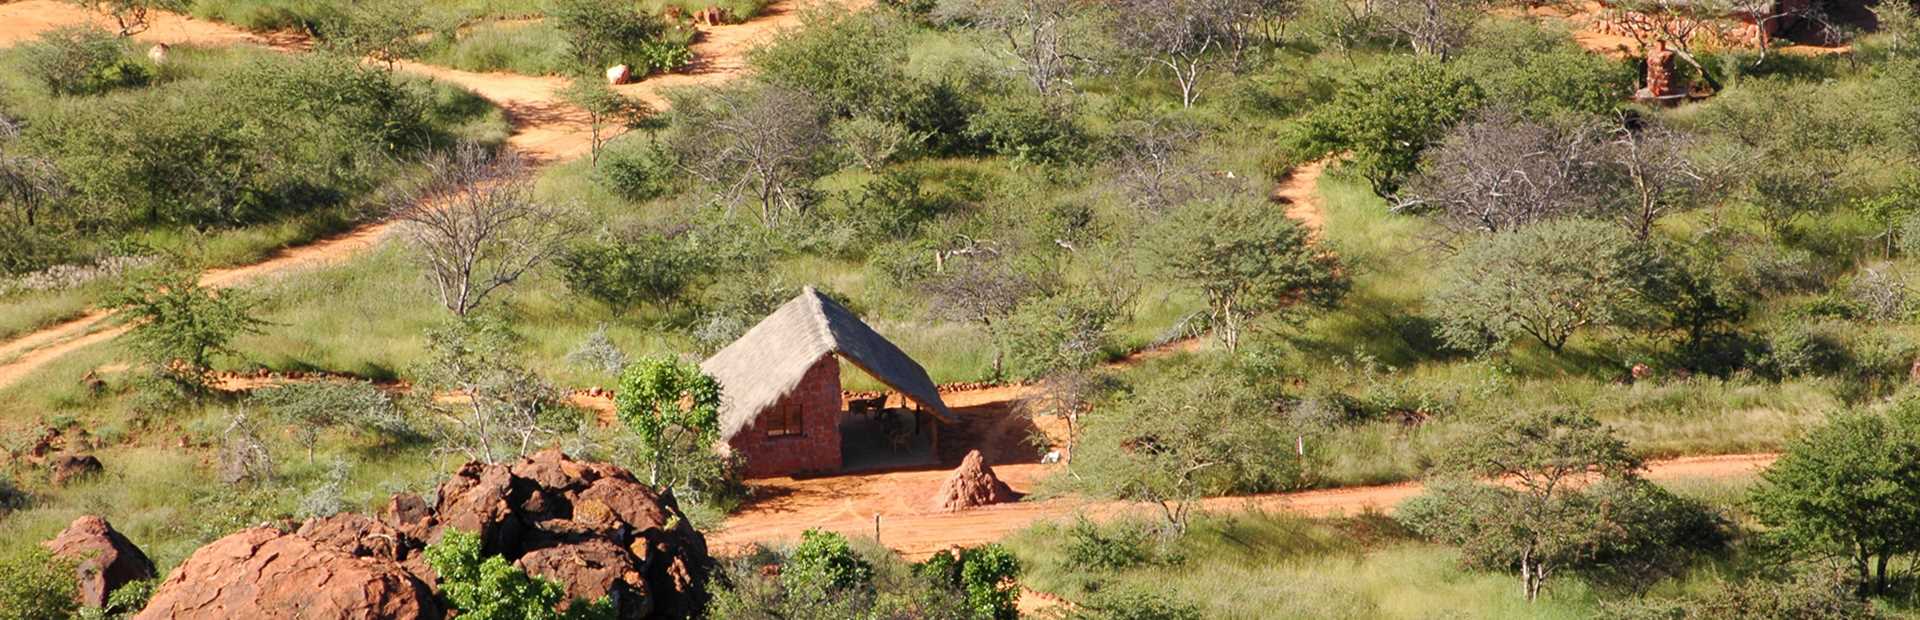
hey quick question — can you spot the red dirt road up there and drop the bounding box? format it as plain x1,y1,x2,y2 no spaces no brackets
711,452,1778,559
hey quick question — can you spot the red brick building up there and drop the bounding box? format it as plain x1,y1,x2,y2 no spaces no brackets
701,287,954,479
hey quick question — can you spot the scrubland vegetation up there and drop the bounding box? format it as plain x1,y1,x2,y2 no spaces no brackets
8,0,1920,616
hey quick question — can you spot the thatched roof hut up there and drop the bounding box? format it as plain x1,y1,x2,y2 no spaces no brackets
701,287,953,442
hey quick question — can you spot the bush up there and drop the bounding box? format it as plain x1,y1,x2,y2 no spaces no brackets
595,138,680,201
966,91,1084,164
782,530,875,600
1000,289,1120,380
0,546,77,620
1292,58,1483,196
1758,322,1853,379
915,544,1021,620
1428,220,1644,354
16,26,152,97
559,231,711,313
1062,517,1154,571
423,529,616,620
550,0,676,74
1604,572,1880,620
1067,586,1202,620
750,9,911,117
250,380,416,450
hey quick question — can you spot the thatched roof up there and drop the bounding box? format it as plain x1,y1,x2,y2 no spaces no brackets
701,287,953,440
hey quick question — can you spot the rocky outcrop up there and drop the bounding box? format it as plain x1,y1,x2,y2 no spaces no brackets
931,450,1019,512
134,528,441,620
49,453,102,486
133,450,711,619
44,516,155,609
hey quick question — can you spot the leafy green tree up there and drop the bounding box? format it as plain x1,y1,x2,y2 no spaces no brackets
414,318,569,464
1398,409,1648,602
1428,219,1644,354
1149,196,1346,352
1293,59,1482,197
1625,240,1751,371
1749,406,1920,595
916,545,1022,620
1072,360,1304,532
1000,288,1120,380
105,268,264,392
559,77,650,164
312,0,428,69
0,546,76,620
423,529,616,620
781,530,875,601
549,0,670,74
750,9,910,117
615,356,723,488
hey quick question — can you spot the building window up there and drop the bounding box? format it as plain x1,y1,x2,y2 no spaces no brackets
766,402,803,437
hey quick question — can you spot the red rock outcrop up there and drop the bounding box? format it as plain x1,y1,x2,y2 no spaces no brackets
43,516,156,609
931,449,1019,512
134,527,441,620
133,450,711,619
49,453,103,486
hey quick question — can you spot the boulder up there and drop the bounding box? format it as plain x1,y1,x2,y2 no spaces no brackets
931,450,1019,512
49,453,102,486
134,450,711,619
606,64,632,85
134,528,441,620
43,516,155,609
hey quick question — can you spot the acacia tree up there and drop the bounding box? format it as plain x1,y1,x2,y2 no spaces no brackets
67,0,154,36
559,77,650,165
1397,109,1614,237
415,319,569,464
1428,219,1644,354
1749,407,1920,595
921,247,1053,378
313,0,428,70
1400,409,1652,602
958,0,1085,95
1109,0,1251,107
670,83,832,227
1149,196,1346,352
1375,0,1481,57
1110,116,1213,213
614,356,722,489
1293,59,1483,197
391,144,578,316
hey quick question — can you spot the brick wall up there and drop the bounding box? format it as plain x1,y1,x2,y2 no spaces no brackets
728,355,844,478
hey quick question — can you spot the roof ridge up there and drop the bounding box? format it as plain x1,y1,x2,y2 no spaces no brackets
800,286,838,353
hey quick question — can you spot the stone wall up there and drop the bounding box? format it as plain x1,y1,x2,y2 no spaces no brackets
727,355,844,478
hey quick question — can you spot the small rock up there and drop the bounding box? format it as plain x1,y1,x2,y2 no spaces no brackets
43,516,156,609
606,64,632,85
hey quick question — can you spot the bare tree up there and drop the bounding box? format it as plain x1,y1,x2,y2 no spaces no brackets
390,144,578,316
1375,0,1482,57
1396,109,1614,237
671,83,832,227
67,0,153,36
1109,116,1217,213
0,148,65,228
559,77,650,165
953,0,1086,95
416,319,567,464
1607,117,1702,240
1110,0,1252,107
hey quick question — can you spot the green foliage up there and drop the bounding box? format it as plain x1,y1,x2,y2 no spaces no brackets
614,356,722,488
1748,404,1920,594
1294,58,1483,196
966,90,1084,164
595,137,681,201
1062,516,1154,571
310,0,428,67
751,9,910,117
559,76,649,163
1452,22,1633,120
1400,408,1680,601
560,232,710,313
1428,219,1643,354
1066,586,1203,620
916,544,1022,620
1148,196,1346,352
105,268,265,391
781,529,875,600
1072,359,1307,530
249,380,416,453
1000,288,1120,380
423,529,617,620
549,0,676,74
16,26,152,97
1604,571,1880,620
0,545,77,620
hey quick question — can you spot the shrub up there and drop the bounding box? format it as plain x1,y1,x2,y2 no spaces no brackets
915,544,1021,620
1062,517,1154,571
782,530,875,600
1000,288,1120,380
549,0,673,74
1758,322,1852,379
250,380,415,452
1428,219,1644,354
559,231,711,313
423,529,616,620
596,138,681,201
0,546,77,620
16,26,152,97
966,91,1084,164
1067,586,1202,620
106,268,265,392
750,9,911,117
1749,405,1920,595
1292,58,1482,196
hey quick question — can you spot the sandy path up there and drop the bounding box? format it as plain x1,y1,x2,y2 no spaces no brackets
711,452,1777,559
1272,159,1327,231
0,0,852,389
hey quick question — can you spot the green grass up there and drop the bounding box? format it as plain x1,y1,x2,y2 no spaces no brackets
0,288,93,343
416,20,575,76
182,0,551,31
1005,511,1605,619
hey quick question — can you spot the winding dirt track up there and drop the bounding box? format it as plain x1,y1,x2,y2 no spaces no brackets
710,453,1778,559
0,0,859,389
